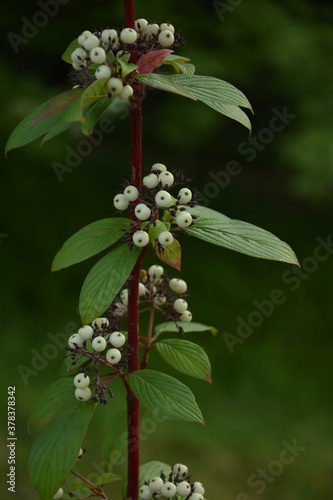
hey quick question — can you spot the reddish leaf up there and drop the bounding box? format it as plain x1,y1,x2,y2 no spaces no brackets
152,237,181,271
32,88,83,125
137,49,173,74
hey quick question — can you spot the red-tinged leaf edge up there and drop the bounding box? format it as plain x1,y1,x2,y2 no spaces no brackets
152,237,181,271
31,88,83,125
137,49,173,74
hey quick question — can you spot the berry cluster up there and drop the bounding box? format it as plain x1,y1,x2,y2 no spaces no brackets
139,463,206,499
67,317,129,403
113,264,192,325
114,162,197,250
70,20,185,92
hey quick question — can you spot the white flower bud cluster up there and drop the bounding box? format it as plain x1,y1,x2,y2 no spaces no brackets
113,163,195,250
68,317,127,403
139,463,206,499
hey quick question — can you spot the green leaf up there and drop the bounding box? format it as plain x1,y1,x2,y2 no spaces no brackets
148,220,170,242
187,206,299,265
64,79,110,124
79,244,140,324
128,370,205,425
52,218,131,272
40,120,77,145
152,237,182,271
28,378,74,428
170,75,252,131
155,339,212,383
155,321,218,336
134,74,197,100
118,58,138,78
139,461,171,485
62,38,81,64
161,54,195,75
101,407,127,471
94,473,121,486
28,378,95,500
5,89,82,154
81,98,112,135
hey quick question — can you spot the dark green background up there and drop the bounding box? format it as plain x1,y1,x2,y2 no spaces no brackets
1,0,332,499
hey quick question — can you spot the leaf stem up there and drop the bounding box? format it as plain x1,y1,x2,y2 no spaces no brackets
70,470,108,498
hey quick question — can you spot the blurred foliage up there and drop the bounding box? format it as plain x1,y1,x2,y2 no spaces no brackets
1,0,333,499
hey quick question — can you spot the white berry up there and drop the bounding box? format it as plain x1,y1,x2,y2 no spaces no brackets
124,185,139,201
180,310,192,322
68,334,83,349
176,210,193,228
177,481,191,496
158,231,174,247
92,336,107,352
120,289,128,306
169,278,187,294
113,193,129,211
193,482,205,495
133,230,149,247
173,298,188,313
148,264,164,281
72,61,86,71
78,30,92,45
154,296,167,306
95,65,112,80
143,173,159,189
83,34,100,51
160,23,175,34
74,373,90,389
90,47,106,64
120,28,137,44
71,48,86,63
92,317,109,330
78,325,93,341
75,387,91,402
109,331,126,348
161,482,177,498
178,188,192,204
152,162,167,173
53,488,64,500
101,29,118,44
78,448,84,458
158,30,174,47
135,18,148,33
155,190,172,207
106,348,122,365
190,494,205,500
139,485,152,499
173,463,188,476
146,23,160,37
135,203,151,220
159,171,174,188
138,283,147,296
119,84,134,100
149,476,164,492
107,77,124,96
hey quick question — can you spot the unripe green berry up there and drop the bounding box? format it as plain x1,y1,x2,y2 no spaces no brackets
135,203,151,220
158,30,174,47
109,331,126,348
114,193,129,211
161,482,177,498
75,387,91,402
143,173,159,189
124,185,139,201
155,190,172,207
53,488,64,499
149,476,164,492
120,28,137,44
68,334,84,349
107,77,124,96
106,348,121,365
173,298,188,313
176,210,193,228
74,373,90,389
133,230,149,247
180,310,192,322
78,325,93,341
90,47,106,64
158,231,174,247
92,336,107,352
